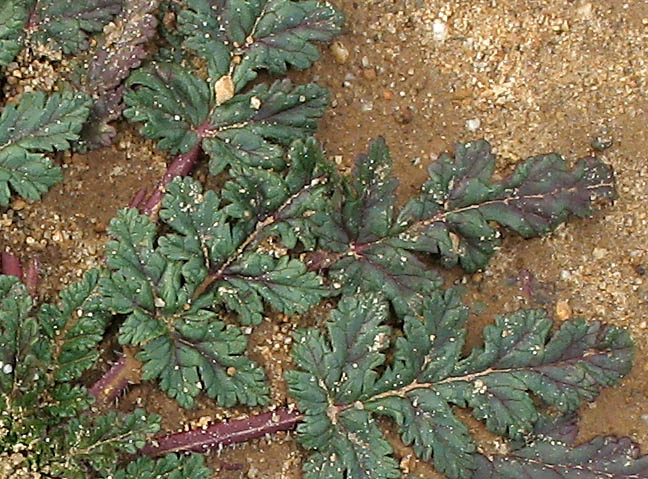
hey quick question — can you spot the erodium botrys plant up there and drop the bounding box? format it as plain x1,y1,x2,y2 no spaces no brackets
1,1,647,479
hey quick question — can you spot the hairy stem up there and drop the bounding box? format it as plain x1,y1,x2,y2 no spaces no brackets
141,143,202,217
88,352,141,406
141,407,304,456
1,251,22,278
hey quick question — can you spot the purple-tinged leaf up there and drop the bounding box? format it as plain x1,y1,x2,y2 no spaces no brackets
314,139,616,314
393,140,616,271
312,137,441,314
28,0,122,54
474,435,648,479
78,0,159,150
178,0,343,90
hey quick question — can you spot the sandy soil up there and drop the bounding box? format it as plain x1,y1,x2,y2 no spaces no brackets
1,0,648,477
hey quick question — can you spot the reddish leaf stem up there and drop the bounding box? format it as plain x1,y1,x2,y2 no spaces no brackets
129,187,148,209
140,408,304,457
88,355,136,405
24,257,40,298
1,251,22,278
141,143,202,216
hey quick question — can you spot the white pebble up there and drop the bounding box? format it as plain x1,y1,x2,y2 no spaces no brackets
432,19,448,43
466,118,481,132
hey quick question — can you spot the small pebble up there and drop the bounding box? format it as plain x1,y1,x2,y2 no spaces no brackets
555,300,572,320
363,68,376,80
466,118,481,132
432,19,448,42
592,247,608,260
330,41,349,64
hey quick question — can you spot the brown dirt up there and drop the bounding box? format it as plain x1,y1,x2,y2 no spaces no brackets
1,0,648,478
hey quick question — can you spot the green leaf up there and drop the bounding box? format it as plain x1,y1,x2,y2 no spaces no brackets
52,409,160,477
158,174,327,325
203,79,329,174
45,383,94,418
101,206,270,408
452,310,633,437
0,91,92,153
178,0,343,89
287,291,633,479
124,63,329,175
28,0,122,54
0,146,62,205
222,253,326,325
0,90,91,205
0,0,32,68
286,295,400,479
0,274,36,399
124,63,210,154
38,269,109,382
134,309,268,408
115,453,212,479
222,138,330,249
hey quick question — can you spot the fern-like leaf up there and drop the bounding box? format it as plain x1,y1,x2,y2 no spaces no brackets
100,208,270,408
158,145,328,325
0,0,32,68
0,271,159,478
50,409,160,478
124,62,329,174
314,138,616,314
178,0,343,89
286,291,633,479
28,0,122,54
0,91,91,204
0,90,91,152
115,453,211,479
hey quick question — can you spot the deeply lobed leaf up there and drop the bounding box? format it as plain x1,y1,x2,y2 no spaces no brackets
0,0,32,68
39,269,109,383
0,271,162,477
51,409,160,478
28,0,122,54
203,79,329,175
0,90,91,204
159,156,328,325
79,0,159,150
287,291,633,479
115,453,212,479
394,139,616,271
124,61,330,175
314,138,616,314
124,62,210,154
313,138,442,315
101,207,271,408
178,0,343,89
0,90,91,152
